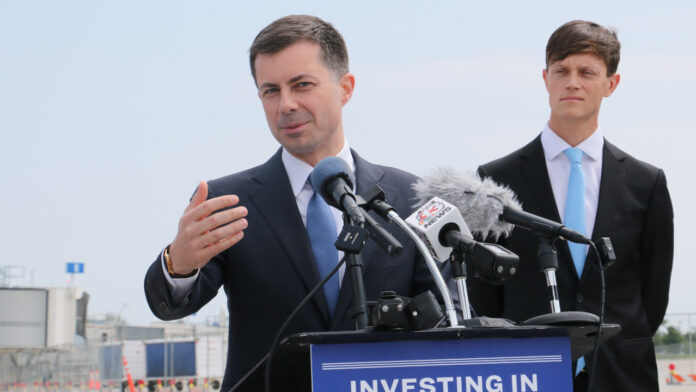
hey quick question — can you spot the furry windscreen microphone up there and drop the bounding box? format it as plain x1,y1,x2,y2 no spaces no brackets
412,168,520,240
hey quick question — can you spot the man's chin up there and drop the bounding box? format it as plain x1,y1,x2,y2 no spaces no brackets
281,139,318,156
553,109,594,122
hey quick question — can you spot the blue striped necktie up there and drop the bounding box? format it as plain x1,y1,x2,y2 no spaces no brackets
564,147,587,376
306,175,340,317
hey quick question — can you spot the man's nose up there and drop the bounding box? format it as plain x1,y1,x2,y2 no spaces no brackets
279,90,298,113
566,71,581,89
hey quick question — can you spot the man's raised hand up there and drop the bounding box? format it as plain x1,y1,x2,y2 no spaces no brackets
168,181,248,275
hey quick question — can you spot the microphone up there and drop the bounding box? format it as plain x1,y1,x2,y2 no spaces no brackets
405,196,468,262
357,187,459,326
413,168,590,244
362,213,403,257
312,157,403,256
404,197,518,279
501,205,590,244
311,157,365,225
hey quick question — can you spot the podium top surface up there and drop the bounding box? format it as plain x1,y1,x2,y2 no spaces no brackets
283,323,619,348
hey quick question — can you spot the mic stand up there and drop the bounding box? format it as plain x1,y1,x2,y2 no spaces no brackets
346,251,369,329
381,211,459,327
357,185,458,327
449,250,472,320
522,237,603,331
338,215,370,330
537,238,561,314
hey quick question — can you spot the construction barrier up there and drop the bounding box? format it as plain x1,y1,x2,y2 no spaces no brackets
666,363,696,385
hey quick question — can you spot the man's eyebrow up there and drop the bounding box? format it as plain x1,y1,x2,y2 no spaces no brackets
288,74,317,84
259,82,279,90
259,74,318,90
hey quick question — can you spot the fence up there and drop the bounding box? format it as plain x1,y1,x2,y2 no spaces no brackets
0,327,227,392
657,312,696,386
3,313,694,391
0,342,99,391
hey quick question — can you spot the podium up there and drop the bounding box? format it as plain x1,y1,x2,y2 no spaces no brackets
233,320,620,391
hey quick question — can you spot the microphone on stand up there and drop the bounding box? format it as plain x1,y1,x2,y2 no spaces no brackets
404,196,519,320
311,156,365,225
413,167,590,244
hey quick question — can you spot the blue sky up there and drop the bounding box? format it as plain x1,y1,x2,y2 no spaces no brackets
1,1,694,324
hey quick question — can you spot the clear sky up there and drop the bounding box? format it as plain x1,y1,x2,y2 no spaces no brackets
1,1,694,325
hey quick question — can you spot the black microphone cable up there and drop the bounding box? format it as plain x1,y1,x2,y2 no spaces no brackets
267,254,347,392
228,254,347,392
586,241,606,392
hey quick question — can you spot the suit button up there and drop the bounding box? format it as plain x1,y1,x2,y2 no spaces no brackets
576,292,583,303
160,301,169,311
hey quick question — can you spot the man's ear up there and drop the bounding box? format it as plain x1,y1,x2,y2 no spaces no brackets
339,72,355,105
542,68,550,93
604,73,621,97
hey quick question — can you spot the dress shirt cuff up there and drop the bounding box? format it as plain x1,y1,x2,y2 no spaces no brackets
160,249,198,302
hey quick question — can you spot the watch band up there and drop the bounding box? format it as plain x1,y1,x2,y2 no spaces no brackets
164,246,198,279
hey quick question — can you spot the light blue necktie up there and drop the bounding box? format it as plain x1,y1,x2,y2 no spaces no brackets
564,147,587,275
307,175,340,317
564,147,587,376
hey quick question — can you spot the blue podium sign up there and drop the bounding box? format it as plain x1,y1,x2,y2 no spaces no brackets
311,336,571,392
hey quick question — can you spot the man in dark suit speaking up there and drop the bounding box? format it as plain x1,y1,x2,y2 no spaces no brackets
474,21,673,391
144,15,439,390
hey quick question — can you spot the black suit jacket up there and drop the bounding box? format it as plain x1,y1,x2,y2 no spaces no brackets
144,149,437,389
473,135,673,391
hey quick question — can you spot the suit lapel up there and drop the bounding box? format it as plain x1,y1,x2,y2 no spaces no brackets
331,150,387,326
520,136,578,278
247,150,331,324
579,140,626,283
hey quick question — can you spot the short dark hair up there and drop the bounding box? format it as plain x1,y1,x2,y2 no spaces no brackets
249,15,349,83
546,20,621,76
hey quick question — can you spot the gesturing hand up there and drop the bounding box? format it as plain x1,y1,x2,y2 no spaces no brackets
168,181,248,275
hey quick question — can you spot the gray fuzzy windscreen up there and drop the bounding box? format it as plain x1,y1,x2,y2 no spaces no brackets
413,167,521,240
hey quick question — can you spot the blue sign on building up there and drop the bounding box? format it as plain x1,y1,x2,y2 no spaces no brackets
311,336,572,391
66,262,85,274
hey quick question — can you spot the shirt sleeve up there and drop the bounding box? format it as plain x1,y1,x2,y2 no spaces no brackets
160,248,199,304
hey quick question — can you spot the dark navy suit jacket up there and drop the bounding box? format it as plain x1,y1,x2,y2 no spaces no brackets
472,136,673,391
144,149,438,389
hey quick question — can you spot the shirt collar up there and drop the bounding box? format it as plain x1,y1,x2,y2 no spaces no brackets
541,123,604,162
282,139,355,197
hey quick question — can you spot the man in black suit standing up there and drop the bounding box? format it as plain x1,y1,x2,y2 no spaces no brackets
475,21,673,391
144,15,439,390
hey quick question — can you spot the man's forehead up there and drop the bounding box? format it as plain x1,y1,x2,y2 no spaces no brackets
254,41,326,83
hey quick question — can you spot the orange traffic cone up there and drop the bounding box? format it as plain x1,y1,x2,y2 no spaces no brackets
122,357,136,392
667,363,686,384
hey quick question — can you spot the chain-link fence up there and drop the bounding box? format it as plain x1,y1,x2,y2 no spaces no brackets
0,342,99,391
656,313,696,389
0,327,227,392
3,313,694,391
656,313,696,358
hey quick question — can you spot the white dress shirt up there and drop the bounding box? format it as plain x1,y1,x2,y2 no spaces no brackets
281,140,354,286
163,139,355,300
541,123,603,244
